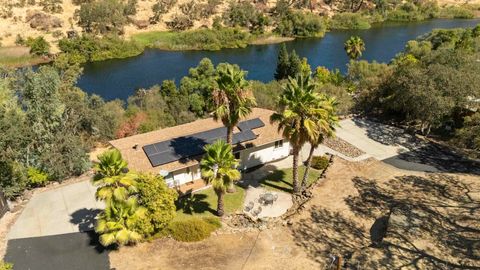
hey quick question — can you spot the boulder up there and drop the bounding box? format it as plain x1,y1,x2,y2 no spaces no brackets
26,10,62,31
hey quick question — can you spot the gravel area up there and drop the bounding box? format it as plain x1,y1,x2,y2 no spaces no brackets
323,137,365,158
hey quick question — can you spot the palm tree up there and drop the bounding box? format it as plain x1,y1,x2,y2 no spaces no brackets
212,64,256,145
344,36,366,60
301,95,339,190
95,149,128,177
200,140,241,216
270,75,325,194
95,194,146,246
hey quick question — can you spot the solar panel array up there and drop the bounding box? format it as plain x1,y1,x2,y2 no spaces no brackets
143,118,264,167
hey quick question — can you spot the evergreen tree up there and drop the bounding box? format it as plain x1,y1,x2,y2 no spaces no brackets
274,44,290,80
288,50,302,78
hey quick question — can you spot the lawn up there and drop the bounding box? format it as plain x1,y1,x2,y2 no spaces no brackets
174,185,246,221
259,166,322,193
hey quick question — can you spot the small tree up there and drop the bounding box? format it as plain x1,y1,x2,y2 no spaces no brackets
200,140,241,216
274,44,290,80
25,37,50,56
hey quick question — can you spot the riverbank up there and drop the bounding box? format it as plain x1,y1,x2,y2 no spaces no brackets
0,46,50,68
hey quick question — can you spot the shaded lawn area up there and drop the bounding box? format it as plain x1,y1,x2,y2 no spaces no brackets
174,185,246,221
259,166,321,193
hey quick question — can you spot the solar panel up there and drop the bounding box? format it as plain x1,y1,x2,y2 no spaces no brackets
143,118,264,167
237,118,265,131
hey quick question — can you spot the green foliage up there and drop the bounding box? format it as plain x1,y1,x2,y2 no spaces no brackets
222,1,269,34
344,36,365,60
151,0,176,22
78,0,130,34
168,217,220,242
201,140,241,216
95,149,128,177
166,14,193,31
274,44,303,80
437,5,474,19
329,12,371,30
455,112,480,152
58,35,143,63
27,167,49,187
310,155,329,170
39,0,63,13
361,26,480,136
136,173,178,234
275,11,327,38
250,80,283,110
212,63,256,144
134,28,251,51
25,36,50,55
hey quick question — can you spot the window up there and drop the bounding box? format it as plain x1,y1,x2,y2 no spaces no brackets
274,140,283,149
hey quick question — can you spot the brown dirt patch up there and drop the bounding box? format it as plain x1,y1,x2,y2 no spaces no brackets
109,228,318,270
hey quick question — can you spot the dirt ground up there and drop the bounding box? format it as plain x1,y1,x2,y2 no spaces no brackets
110,157,480,269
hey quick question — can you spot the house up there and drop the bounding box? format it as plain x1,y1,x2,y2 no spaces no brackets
109,108,290,193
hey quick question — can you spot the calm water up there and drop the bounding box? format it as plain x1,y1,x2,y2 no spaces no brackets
78,19,480,100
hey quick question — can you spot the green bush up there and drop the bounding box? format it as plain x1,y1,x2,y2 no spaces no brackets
25,36,50,55
310,155,329,170
329,12,371,30
136,173,178,235
59,35,143,63
275,11,327,38
27,167,49,187
168,217,220,242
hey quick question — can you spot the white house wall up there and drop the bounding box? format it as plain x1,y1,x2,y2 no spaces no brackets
167,141,290,186
239,140,290,170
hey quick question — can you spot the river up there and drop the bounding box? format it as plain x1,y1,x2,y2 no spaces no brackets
77,19,480,100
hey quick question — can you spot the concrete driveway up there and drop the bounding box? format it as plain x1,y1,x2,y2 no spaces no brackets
331,118,480,173
5,179,109,270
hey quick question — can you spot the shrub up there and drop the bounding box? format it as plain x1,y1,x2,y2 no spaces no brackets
166,15,193,31
438,6,474,19
275,11,326,38
25,36,50,55
168,217,220,242
27,167,49,187
310,155,329,170
169,28,250,50
136,173,178,234
151,0,177,22
329,12,371,30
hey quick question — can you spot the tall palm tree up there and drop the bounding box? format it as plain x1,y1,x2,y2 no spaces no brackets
270,75,325,194
301,95,339,190
200,140,241,216
212,64,256,145
344,36,366,60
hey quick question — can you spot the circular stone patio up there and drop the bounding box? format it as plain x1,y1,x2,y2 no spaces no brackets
243,187,292,219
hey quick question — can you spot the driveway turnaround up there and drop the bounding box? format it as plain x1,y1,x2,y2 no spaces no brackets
6,179,109,270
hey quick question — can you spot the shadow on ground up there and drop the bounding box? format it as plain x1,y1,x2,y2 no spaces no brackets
175,193,216,215
291,174,480,269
